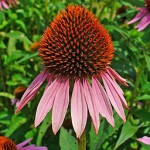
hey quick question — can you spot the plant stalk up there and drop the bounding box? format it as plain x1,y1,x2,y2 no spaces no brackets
78,130,86,150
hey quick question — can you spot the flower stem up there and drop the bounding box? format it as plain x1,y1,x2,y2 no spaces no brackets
78,130,86,150
130,59,146,107
89,0,92,11
109,0,117,21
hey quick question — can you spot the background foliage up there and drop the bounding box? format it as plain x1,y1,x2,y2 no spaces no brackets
0,0,150,149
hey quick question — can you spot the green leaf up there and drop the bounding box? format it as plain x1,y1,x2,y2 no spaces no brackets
0,92,14,99
60,127,78,150
135,95,150,101
144,51,150,71
17,52,38,64
5,115,27,137
89,111,124,150
135,110,150,122
36,111,52,145
114,119,140,149
0,41,6,48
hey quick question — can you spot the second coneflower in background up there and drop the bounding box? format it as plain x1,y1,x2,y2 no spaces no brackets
0,136,47,150
16,5,129,138
128,0,150,31
0,0,17,10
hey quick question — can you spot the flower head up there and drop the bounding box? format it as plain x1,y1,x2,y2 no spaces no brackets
0,0,17,10
16,5,129,138
0,136,47,150
128,0,150,31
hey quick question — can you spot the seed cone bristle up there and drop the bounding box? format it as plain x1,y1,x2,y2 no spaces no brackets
39,5,114,79
0,136,18,150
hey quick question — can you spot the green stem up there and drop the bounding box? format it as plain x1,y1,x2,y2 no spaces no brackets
98,3,106,20
43,0,50,26
109,0,117,21
130,60,146,106
89,0,92,11
78,130,86,150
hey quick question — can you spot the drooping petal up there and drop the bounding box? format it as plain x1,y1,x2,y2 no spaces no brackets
128,8,148,24
71,79,87,138
1,0,9,9
83,78,100,134
19,145,47,150
12,98,18,105
92,77,114,126
34,77,61,127
17,138,32,149
136,14,150,31
107,67,128,86
0,2,2,10
52,78,69,134
137,136,150,145
105,70,129,110
16,69,49,113
44,74,55,91
101,72,126,122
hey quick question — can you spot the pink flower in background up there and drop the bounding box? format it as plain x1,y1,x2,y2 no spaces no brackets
137,136,150,145
16,5,129,138
0,0,17,10
0,136,47,150
128,0,150,31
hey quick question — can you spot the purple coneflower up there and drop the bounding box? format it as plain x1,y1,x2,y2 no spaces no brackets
0,0,17,10
137,136,150,145
128,0,150,31
0,136,47,150
16,5,129,138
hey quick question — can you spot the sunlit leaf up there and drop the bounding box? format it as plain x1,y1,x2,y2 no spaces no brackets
60,127,78,150
5,115,27,137
114,119,141,149
36,111,52,145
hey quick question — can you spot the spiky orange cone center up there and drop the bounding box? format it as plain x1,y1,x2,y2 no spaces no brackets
39,5,114,79
0,136,18,150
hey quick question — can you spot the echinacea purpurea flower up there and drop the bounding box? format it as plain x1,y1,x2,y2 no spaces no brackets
0,136,47,150
128,0,150,31
0,0,17,10
16,5,129,138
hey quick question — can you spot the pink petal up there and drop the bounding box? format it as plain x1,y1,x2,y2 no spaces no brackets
128,8,148,24
16,69,48,113
12,97,18,105
44,74,54,91
137,14,150,31
71,79,87,138
83,78,100,134
135,14,150,28
0,3,2,10
101,72,126,122
52,78,69,134
92,77,114,127
107,67,128,86
105,70,129,110
1,0,9,9
137,136,150,145
34,77,61,127
19,145,47,150
17,138,33,149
